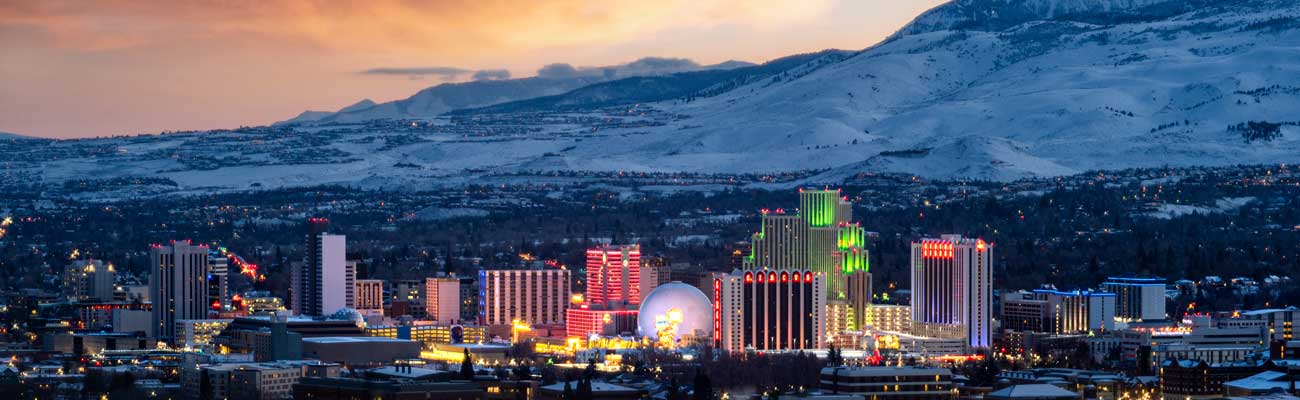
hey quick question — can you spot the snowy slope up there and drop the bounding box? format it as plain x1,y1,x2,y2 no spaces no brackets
7,0,1300,195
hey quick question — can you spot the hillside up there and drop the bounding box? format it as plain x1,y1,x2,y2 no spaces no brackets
5,0,1300,196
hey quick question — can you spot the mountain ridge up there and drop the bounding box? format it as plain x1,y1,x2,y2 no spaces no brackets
7,0,1300,195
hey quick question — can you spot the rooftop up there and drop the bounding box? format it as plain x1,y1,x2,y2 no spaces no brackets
1225,371,1293,391
987,384,1081,400
820,366,953,377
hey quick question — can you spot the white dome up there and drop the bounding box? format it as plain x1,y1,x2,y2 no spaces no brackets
637,282,713,342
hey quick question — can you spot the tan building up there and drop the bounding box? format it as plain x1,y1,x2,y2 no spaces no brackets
174,319,232,349
868,304,911,334
354,279,384,316
425,277,461,323
478,269,571,326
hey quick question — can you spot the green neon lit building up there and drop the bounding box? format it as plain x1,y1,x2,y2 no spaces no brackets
743,189,870,308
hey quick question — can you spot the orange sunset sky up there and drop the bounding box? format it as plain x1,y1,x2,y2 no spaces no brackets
0,0,946,139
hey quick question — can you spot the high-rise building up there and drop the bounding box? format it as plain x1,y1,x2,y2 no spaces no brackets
64,259,116,302
292,218,353,317
641,261,670,301
425,277,460,323
478,269,570,326
569,244,670,339
1102,276,1167,323
586,244,643,307
207,250,229,311
910,234,991,349
743,189,870,301
150,240,210,342
354,279,384,316
713,269,826,352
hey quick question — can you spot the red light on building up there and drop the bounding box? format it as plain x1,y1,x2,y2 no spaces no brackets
793,272,801,283
804,272,812,281
768,272,776,283
744,272,753,283
757,272,765,283
976,239,987,252
780,272,788,282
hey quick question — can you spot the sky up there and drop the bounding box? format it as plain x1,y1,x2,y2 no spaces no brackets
0,0,947,139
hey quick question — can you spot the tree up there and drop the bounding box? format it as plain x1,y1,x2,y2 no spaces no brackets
460,349,475,379
692,369,712,400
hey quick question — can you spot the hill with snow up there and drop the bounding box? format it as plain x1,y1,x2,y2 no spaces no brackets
6,0,1300,195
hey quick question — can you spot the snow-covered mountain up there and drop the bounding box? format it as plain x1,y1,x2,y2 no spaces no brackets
7,0,1300,195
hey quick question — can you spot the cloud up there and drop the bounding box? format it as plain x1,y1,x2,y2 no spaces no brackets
360,66,471,80
536,63,582,79
471,69,511,81
535,57,710,80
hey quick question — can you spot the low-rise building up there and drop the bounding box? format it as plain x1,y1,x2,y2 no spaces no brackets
301,337,421,367
819,366,957,400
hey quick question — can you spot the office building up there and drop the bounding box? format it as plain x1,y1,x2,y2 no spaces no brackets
174,319,233,349
910,235,991,349
1233,307,1300,342
743,189,871,302
207,250,229,311
354,279,384,316
819,366,957,400
425,277,461,323
641,260,671,300
1003,289,1116,335
458,275,479,322
64,259,116,302
714,269,826,352
292,218,353,316
301,337,421,366
478,268,571,326
243,293,286,316
1102,276,1167,323
229,363,307,400
182,360,330,400
868,304,912,334
150,240,210,342
390,279,426,319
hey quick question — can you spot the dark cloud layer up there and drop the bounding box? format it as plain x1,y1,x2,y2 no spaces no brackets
535,57,707,80
471,69,512,81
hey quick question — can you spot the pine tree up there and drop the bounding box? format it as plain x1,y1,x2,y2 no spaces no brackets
460,349,475,379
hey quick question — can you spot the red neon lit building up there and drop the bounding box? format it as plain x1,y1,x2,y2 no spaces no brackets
585,245,643,307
